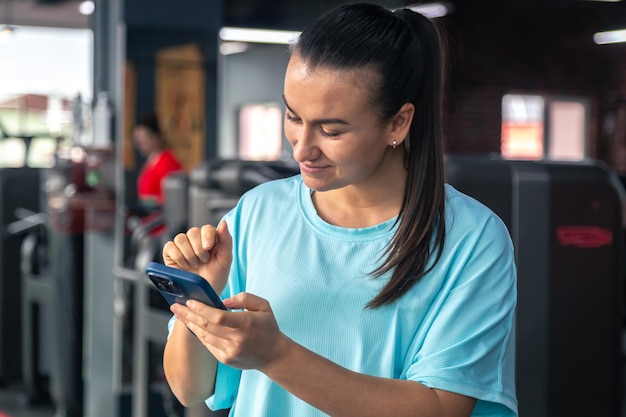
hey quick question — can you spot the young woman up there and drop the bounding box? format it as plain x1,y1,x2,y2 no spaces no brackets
133,113,182,207
161,4,517,417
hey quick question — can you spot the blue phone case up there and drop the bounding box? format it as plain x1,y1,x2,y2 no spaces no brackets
145,261,227,310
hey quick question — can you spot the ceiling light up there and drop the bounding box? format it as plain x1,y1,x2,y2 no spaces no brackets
402,2,452,18
593,28,626,44
79,1,95,16
219,41,249,55
219,27,301,45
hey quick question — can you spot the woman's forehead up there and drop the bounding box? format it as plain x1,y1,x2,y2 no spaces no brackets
284,56,378,113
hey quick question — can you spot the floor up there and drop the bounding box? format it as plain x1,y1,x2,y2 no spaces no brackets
0,386,54,417
1,343,625,417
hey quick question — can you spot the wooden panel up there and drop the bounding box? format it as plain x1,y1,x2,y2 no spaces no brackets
155,43,206,171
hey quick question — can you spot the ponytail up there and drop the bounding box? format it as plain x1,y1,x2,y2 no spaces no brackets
368,10,447,307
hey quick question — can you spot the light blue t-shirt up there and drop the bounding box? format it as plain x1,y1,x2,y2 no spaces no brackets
175,175,518,416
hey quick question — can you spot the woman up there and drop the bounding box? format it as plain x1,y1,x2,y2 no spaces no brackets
162,3,518,417
133,113,182,208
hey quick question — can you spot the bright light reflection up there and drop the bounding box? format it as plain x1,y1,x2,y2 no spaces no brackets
407,3,450,18
79,1,95,16
593,28,626,44
219,27,301,45
219,41,249,55
0,26,15,45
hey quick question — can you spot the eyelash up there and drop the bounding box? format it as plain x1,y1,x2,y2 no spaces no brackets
285,113,300,123
285,112,339,138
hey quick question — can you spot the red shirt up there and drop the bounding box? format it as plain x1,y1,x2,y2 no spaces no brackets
137,149,182,205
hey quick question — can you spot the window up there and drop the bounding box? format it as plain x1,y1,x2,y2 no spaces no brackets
238,102,283,161
0,138,26,167
501,94,587,161
501,94,544,160
0,26,92,167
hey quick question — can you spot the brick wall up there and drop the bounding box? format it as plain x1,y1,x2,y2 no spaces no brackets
442,0,625,170
605,49,626,173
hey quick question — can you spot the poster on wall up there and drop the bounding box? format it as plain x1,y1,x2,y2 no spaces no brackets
156,43,206,170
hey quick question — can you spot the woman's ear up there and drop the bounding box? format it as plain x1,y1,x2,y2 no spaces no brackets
388,103,415,147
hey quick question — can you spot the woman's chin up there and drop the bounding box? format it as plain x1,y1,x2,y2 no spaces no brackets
302,176,333,193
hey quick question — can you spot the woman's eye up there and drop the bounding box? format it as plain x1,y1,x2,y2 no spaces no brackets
285,113,301,123
285,112,339,137
320,127,339,138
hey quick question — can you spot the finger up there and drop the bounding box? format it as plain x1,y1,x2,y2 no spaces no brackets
186,227,210,264
209,221,233,270
200,224,219,251
223,292,271,312
177,302,238,353
170,304,237,358
170,304,196,334
184,319,232,363
162,240,191,269
173,309,212,343
173,229,203,268
185,299,229,318
217,221,233,254
172,301,213,331
185,299,245,331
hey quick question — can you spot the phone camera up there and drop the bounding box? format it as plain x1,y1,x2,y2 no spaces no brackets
150,275,183,296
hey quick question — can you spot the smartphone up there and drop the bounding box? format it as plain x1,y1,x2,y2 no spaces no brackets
145,261,227,310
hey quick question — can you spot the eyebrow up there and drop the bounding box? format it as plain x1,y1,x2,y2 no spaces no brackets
282,94,350,126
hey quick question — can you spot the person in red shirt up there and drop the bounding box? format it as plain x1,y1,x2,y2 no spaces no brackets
133,113,183,208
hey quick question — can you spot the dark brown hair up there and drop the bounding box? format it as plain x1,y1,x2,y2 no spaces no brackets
136,112,167,148
136,112,161,136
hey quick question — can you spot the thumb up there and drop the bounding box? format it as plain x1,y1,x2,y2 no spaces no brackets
217,220,232,252
223,292,271,312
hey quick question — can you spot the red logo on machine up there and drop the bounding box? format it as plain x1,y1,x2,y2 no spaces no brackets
556,226,613,248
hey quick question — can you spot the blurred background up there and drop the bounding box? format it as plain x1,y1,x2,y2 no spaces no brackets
0,0,624,416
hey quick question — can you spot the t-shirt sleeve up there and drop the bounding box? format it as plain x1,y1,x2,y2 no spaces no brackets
404,214,518,416
158,150,183,174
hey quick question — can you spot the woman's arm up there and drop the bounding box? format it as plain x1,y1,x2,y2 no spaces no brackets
171,292,476,417
263,337,475,417
161,222,232,407
163,319,218,406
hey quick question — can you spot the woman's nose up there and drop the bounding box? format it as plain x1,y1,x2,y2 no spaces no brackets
290,126,319,162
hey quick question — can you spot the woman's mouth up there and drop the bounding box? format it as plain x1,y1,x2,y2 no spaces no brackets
300,163,329,175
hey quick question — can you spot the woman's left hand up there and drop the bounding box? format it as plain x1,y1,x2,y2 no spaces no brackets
170,292,292,371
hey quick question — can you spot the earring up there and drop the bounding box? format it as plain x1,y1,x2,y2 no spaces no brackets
392,140,397,149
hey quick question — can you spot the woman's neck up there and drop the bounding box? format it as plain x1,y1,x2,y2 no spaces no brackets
312,153,407,228
147,148,163,162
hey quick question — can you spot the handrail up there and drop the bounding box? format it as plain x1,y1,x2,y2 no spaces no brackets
112,265,145,283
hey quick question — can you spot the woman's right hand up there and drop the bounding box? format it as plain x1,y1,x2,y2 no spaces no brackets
162,221,232,296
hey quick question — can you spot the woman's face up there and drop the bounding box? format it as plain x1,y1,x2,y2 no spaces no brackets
283,55,398,193
133,126,160,157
